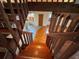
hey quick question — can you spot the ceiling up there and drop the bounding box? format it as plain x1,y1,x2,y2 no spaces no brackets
27,0,74,3
0,0,75,3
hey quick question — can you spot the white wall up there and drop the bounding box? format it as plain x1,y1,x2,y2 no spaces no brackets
29,11,52,26
34,12,39,26
43,12,52,26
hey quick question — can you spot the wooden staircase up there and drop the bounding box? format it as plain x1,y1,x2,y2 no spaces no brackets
15,27,52,59
16,56,45,59
46,13,79,59
0,0,33,59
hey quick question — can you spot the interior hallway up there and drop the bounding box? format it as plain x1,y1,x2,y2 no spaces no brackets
16,26,52,59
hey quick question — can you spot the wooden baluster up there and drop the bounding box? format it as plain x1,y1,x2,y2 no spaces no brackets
30,33,32,43
28,33,30,44
47,13,79,59
54,14,70,55
26,33,29,45
14,0,27,48
54,14,63,32
58,17,79,59
3,0,21,51
49,14,57,33
53,14,60,32
25,33,28,45
54,16,77,59
73,22,79,32
29,33,32,43
67,16,79,32
54,14,71,56
19,0,26,23
14,0,24,29
23,0,28,18
23,32,27,45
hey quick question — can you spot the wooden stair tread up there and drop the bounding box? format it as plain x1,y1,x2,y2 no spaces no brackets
15,27,52,59
16,56,44,59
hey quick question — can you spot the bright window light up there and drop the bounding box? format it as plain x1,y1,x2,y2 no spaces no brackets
17,0,20,3
28,0,31,2
53,0,58,2
58,0,63,2
11,0,14,3
3,0,7,2
42,0,47,2
37,0,41,2
3,0,14,3
48,0,52,2
64,0,69,2
69,0,74,2
32,0,36,2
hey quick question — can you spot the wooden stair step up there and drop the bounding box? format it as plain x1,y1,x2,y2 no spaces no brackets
16,56,44,59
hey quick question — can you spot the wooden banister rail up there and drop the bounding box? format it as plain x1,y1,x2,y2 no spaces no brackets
48,32,79,42
21,31,33,45
0,1,21,50
0,0,29,56
14,0,24,29
0,0,29,59
19,0,26,23
47,13,79,59
46,32,79,58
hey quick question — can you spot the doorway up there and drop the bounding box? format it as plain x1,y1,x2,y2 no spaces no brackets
39,14,43,26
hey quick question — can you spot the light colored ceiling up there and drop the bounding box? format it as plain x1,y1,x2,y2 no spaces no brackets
0,0,75,3
28,0,74,2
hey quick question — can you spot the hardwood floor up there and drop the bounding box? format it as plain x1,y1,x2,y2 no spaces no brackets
16,26,52,59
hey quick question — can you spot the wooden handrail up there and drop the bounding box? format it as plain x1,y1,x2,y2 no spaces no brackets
47,13,79,59
22,31,33,45
48,32,79,42
0,1,29,59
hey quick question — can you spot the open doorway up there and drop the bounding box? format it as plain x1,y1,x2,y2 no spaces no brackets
23,11,52,39
39,14,43,26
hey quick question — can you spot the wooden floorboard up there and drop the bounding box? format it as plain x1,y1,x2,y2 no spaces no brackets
16,26,52,59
